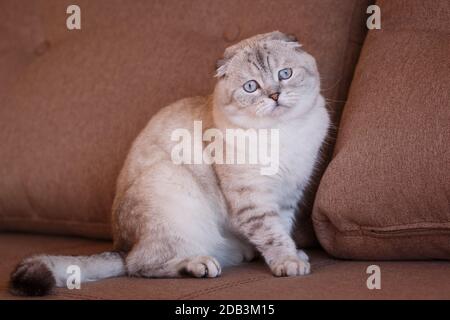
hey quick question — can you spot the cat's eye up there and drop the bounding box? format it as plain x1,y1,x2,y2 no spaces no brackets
243,80,259,93
278,68,293,80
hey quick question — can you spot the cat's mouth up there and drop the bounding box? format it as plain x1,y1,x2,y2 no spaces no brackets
272,98,291,109
269,104,290,116
255,102,290,117
273,102,290,110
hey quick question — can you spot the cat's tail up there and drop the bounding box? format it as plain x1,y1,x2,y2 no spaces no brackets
9,251,126,296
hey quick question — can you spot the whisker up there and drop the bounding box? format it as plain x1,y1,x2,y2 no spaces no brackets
325,98,347,103
320,75,343,92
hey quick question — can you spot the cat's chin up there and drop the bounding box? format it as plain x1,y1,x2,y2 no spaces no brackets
268,105,291,117
223,113,278,129
233,110,295,128
253,105,293,120
217,103,298,128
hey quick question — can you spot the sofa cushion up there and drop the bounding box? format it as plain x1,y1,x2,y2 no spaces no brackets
0,0,371,242
1,233,450,299
313,0,450,259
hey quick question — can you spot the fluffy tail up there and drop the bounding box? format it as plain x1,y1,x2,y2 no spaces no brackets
9,251,126,296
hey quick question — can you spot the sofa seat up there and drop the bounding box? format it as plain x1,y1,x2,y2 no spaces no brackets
1,233,449,300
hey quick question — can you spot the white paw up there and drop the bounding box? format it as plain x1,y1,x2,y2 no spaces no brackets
297,249,309,262
185,256,221,278
271,256,311,277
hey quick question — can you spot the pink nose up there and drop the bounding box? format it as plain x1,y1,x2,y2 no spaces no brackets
269,92,280,101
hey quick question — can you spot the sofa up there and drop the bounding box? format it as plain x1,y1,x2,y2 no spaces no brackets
0,0,449,299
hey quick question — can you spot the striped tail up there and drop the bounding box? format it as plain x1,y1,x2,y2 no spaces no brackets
9,251,126,296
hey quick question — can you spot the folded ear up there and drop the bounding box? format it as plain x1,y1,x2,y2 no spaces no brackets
260,31,298,43
215,31,299,78
215,58,229,78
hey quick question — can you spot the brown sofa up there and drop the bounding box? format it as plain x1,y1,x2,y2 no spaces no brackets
1,0,449,299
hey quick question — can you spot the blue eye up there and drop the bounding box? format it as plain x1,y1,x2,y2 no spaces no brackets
243,80,259,93
278,68,293,80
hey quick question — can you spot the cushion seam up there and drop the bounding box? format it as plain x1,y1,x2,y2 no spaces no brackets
312,217,450,232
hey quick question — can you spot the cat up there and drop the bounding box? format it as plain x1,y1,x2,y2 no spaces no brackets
9,31,330,296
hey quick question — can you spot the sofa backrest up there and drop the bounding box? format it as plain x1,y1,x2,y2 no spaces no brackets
0,0,371,241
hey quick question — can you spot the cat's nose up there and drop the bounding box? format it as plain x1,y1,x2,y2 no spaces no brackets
269,92,280,101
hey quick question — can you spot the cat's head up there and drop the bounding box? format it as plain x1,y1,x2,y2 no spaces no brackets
213,31,321,128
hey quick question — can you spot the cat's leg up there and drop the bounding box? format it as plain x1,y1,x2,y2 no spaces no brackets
121,202,224,279
230,205,310,277
118,206,224,278
115,158,234,279
279,205,310,263
126,244,221,278
297,249,309,261
178,256,222,278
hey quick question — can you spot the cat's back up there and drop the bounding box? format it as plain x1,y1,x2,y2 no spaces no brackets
116,96,212,190
132,95,211,149
147,96,211,139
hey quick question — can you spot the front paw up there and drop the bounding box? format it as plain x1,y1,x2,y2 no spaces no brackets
270,256,310,277
297,249,309,262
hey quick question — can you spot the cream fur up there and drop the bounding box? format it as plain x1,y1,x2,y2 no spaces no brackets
11,32,330,293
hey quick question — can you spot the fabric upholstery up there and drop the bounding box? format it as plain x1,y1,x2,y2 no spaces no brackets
0,0,371,244
313,0,450,259
1,233,449,299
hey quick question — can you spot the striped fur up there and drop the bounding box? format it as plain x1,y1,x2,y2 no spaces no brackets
10,31,329,295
